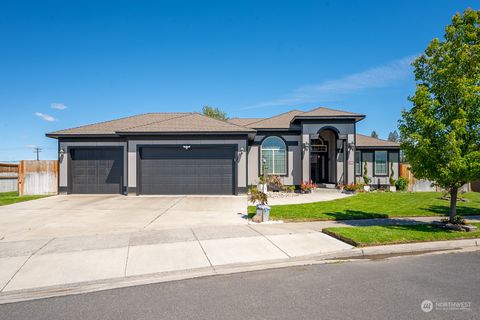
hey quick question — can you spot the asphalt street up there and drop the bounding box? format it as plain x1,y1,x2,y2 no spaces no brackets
1,251,478,320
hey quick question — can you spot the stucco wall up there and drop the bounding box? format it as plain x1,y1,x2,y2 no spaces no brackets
355,149,399,186
248,134,301,186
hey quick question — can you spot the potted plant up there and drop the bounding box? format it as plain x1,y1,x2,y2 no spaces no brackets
389,161,396,192
248,188,270,222
342,183,358,194
300,181,316,193
363,160,370,192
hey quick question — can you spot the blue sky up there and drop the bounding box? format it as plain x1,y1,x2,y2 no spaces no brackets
0,0,477,161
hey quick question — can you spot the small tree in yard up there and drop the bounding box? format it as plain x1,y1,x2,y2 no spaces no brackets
399,9,480,222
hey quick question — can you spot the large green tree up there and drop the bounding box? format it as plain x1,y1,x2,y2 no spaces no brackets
399,9,480,222
202,105,229,121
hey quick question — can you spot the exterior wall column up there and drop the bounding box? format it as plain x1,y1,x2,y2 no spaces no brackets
301,133,310,183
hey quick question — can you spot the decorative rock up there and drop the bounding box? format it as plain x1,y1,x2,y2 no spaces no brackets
251,214,263,223
462,225,478,232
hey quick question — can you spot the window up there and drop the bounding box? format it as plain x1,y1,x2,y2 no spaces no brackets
261,136,287,175
355,151,361,176
374,151,388,175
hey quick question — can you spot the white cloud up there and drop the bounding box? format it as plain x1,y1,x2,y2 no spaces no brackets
245,55,416,109
35,112,56,122
51,103,67,110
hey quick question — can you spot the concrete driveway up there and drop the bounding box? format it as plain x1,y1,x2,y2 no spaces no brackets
0,195,247,241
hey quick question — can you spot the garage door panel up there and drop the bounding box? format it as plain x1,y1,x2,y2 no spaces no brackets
70,148,123,194
139,146,235,195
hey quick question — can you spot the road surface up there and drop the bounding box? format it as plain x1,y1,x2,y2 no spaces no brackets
1,251,478,320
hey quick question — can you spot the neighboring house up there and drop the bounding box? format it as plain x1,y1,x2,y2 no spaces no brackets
46,107,400,195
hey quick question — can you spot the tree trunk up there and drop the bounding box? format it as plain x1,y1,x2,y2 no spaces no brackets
449,187,458,222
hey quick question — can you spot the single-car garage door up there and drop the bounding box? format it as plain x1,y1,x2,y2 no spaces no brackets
138,145,235,195
69,147,124,194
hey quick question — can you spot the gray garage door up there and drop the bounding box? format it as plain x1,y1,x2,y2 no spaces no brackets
139,146,235,195
70,148,124,194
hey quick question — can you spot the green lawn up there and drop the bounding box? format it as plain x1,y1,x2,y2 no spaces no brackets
248,192,480,221
0,191,49,206
323,223,480,247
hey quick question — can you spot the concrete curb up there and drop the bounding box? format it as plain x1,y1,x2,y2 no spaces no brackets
0,238,478,305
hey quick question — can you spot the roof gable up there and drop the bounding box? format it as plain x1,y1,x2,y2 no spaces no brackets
118,113,254,133
355,134,400,148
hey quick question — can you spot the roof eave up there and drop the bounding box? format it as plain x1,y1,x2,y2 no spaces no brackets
46,133,119,139
291,115,366,123
115,130,255,135
356,145,400,149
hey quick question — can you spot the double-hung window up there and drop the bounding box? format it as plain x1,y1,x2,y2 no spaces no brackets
355,151,361,176
260,136,287,175
374,151,388,175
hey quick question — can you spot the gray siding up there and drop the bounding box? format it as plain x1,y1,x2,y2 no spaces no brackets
247,134,300,186
355,149,399,185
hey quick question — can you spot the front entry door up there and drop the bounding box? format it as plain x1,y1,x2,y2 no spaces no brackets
310,153,329,183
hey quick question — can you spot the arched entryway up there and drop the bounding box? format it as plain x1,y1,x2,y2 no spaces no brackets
309,128,338,184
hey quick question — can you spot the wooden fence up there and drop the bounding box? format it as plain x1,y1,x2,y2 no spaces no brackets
0,163,19,192
18,160,58,196
399,163,471,192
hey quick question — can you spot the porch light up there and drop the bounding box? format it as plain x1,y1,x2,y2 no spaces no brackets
302,142,310,151
59,148,66,156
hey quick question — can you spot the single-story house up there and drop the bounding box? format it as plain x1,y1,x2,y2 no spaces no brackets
46,107,400,195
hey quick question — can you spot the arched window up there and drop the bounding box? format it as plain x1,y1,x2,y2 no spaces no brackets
261,136,287,175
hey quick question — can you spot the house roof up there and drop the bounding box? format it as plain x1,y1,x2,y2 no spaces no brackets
355,134,400,148
227,107,365,130
235,110,304,129
228,118,266,126
47,112,254,137
117,113,255,134
293,106,365,120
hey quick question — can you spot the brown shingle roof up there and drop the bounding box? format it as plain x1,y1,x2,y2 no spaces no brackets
294,106,365,119
228,118,265,126
241,110,304,129
118,113,255,133
355,134,400,148
47,113,254,137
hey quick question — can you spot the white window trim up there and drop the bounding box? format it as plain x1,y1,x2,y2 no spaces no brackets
260,137,287,175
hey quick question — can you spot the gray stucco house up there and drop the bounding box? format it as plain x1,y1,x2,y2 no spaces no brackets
46,107,400,195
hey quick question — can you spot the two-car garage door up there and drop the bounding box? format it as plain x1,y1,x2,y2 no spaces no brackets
69,145,236,195
138,146,236,195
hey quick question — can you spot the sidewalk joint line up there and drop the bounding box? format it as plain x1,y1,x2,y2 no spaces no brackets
191,228,215,272
0,237,56,292
247,225,292,258
142,197,183,229
123,234,132,277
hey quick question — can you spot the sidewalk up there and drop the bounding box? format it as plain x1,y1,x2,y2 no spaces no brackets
1,216,479,304
0,223,352,293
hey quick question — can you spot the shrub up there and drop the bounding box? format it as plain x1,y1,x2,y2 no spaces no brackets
363,160,370,185
248,188,268,205
283,185,296,193
300,181,316,192
395,177,409,191
441,215,465,225
389,161,396,186
343,183,364,192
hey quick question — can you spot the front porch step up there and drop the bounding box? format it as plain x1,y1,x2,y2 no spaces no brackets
316,183,337,189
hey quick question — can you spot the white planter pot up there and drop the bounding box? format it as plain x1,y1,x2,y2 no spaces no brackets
364,185,371,192
389,186,396,192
